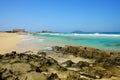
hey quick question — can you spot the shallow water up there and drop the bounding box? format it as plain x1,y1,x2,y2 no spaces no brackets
17,32,120,52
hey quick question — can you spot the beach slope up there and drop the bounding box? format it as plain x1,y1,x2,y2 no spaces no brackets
0,32,22,54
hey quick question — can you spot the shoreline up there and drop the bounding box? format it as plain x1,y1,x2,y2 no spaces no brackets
0,32,120,54
0,32,24,54
31,33,120,52
0,32,120,79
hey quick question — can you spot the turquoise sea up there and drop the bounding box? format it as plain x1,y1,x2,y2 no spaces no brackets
17,32,120,52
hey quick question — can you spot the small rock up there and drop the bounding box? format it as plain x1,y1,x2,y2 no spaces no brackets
62,60,74,67
48,73,60,80
75,61,89,68
37,51,46,57
52,46,62,53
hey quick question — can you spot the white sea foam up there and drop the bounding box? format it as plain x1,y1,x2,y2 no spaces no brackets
44,33,120,37
49,33,61,35
22,38,34,41
22,35,45,42
72,33,120,37
36,33,120,37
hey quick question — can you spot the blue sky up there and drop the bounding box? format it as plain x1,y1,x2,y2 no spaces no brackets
0,0,120,32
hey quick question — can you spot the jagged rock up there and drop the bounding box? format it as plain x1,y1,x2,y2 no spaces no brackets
3,53,16,59
11,51,17,54
1,69,12,79
0,63,32,79
12,63,31,73
0,55,3,59
48,73,60,80
0,53,67,80
24,50,34,54
0,48,119,80
0,68,20,80
35,67,43,73
37,51,46,57
74,61,89,68
24,71,48,80
66,71,88,80
56,65,67,71
52,46,63,53
111,56,120,66
62,60,75,67
62,60,90,69
95,56,120,69
103,56,120,68
62,45,111,59
80,67,112,79
1,64,12,70
62,46,79,56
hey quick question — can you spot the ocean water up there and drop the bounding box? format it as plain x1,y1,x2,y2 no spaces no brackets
17,32,120,52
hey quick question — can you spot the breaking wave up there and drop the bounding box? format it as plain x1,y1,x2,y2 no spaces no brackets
38,33,120,37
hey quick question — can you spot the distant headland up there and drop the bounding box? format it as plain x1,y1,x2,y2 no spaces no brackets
2,29,57,34
72,30,83,33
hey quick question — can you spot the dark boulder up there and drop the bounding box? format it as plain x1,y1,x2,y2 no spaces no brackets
48,73,60,80
0,55,3,59
37,51,46,57
62,46,79,56
80,67,112,79
52,46,63,53
74,61,89,68
66,71,88,80
103,56,120,68
62,45,111,59
62,60,75,67
11,51,17,54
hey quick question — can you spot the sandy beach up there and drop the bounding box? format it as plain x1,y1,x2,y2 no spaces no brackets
0,33,119,80
0,32,23,54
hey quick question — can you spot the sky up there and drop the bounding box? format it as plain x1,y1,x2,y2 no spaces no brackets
0,0,120,32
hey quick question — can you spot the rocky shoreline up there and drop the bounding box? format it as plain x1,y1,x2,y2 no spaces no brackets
0,46,120,80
